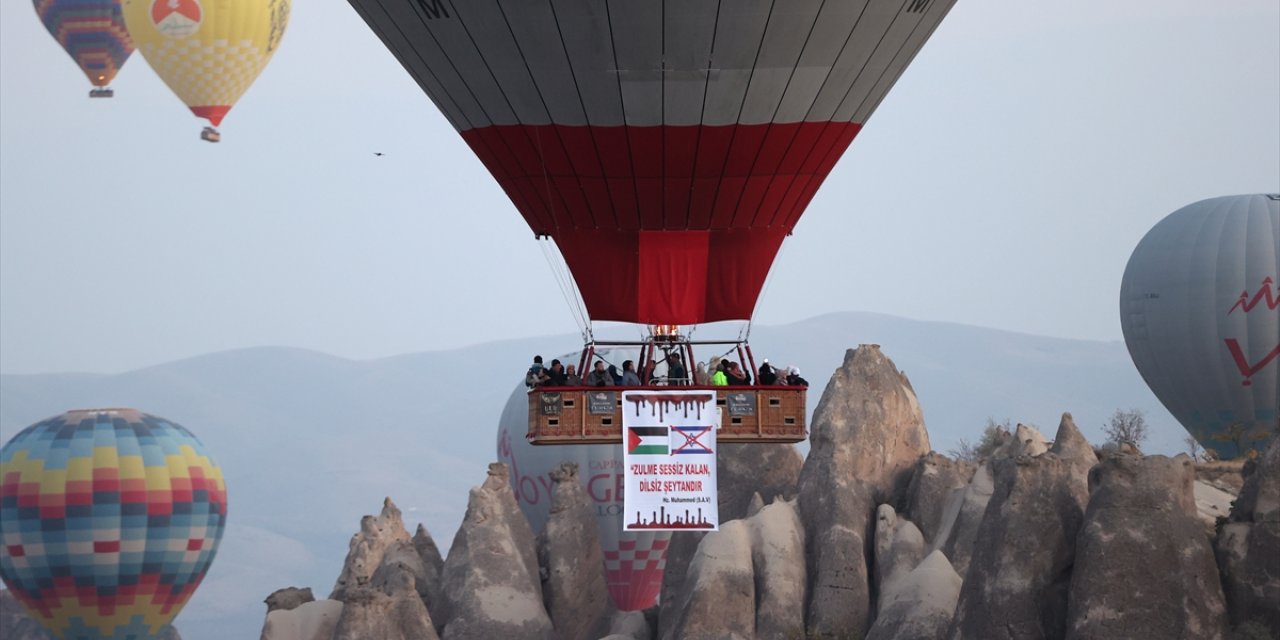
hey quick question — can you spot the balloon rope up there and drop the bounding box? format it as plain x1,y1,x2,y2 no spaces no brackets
538,238,590,338
747,236,790,342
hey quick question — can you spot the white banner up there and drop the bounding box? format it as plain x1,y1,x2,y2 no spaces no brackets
622,390,718,532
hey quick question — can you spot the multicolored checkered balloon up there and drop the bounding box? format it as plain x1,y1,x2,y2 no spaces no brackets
0,409,227,640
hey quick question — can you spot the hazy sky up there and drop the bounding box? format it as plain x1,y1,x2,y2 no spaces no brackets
1,0,1277,374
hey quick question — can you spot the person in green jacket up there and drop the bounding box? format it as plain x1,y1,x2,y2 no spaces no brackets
712,360,729,386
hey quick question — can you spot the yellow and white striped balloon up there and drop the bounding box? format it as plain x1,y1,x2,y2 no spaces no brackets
123,0,289,128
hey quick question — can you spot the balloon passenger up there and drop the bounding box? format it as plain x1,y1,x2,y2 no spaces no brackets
712,361,729,386
526,355,545,388
621,360,642,386
587,361,613,387
542,359,567,386
759,359,777,385
668,355,688,385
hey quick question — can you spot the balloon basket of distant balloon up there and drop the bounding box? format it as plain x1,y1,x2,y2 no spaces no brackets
88,88,114,98
200,127,221,143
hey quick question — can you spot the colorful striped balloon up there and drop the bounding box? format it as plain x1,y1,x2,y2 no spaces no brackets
33,0,134,90
0,409,227,640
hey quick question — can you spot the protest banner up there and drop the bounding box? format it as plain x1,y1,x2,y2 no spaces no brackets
622,390,718,531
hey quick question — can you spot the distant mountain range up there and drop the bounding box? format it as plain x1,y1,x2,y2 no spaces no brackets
0,312,1179,640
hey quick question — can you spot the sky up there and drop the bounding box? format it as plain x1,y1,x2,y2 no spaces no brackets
1,0,1278,375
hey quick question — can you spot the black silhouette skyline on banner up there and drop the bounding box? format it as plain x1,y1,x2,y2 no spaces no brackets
627,505,714,530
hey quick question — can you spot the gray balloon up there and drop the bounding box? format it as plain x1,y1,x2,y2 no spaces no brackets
1120,193,1279,458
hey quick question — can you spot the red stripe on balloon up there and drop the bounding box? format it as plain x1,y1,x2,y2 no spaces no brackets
459,121,861,233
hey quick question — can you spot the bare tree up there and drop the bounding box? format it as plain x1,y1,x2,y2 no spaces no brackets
1103,408,1148,447
949,417,1011,462
1183,434,1203,462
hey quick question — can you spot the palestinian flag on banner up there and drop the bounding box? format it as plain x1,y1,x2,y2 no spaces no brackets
627,426,669,455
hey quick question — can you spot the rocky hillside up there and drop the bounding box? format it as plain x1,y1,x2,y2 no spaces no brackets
255,345,1277,640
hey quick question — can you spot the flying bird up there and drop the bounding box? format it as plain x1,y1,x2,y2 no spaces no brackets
373,152,384,156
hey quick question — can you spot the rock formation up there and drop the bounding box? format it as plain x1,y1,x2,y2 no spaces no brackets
866,550,963,640
265,587,316,613
1049,413,1099,482
948,452,1090,640
873,504,926,610
412,524,445,627
661,520,756,640
798,345,928,638
1066,454,1228,640
602,609,653,640
536,463,610,640
261,600,344,640
717,442,805,519
995,423,1050,458
1216,439,1280,637
805,346,931,502
797,442,874,638
931,462,994,579
658,497,805,640
330,498,414,601
333,564,438,640
903,451,974,545
748,499,806,638
437,463,552,640
1,589,56,640
659,442,802,638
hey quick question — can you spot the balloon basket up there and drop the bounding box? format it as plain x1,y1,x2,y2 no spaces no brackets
200,127,221,143
88,88,114,98
529,334,809,445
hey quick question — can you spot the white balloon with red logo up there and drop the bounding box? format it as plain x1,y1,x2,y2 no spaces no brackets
496,350,670,611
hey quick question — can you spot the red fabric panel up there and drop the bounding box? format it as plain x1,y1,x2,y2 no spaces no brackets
782,122,861,227
607,177,641,230
664,126,699,227
591,127,633,177
557,230,640,321
462,122,858,234
634,178,664,227
754,123,801,176
693,125,735,178
723,124,770,176
556,228,787,324
687,177,720,229
756,174,801,227
705,227,788,322
709,176,748,228
558,126,602,176
580,177,616,226
628,127,664,227
638,231,710,323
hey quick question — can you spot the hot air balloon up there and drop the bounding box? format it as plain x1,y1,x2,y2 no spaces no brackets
121,0,290,141
349,0,956,444
33,0,134,97
349,0,954,325
0,409,227,639
1120,194,1280,458
497,361,670,611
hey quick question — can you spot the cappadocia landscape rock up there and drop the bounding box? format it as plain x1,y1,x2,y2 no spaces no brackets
150,343,1275,640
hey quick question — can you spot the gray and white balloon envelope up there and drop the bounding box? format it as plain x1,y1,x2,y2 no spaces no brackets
1120,194,1279,458
496,347,670,611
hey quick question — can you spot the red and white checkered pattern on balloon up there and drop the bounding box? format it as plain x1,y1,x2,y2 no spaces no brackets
603,538,670,609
